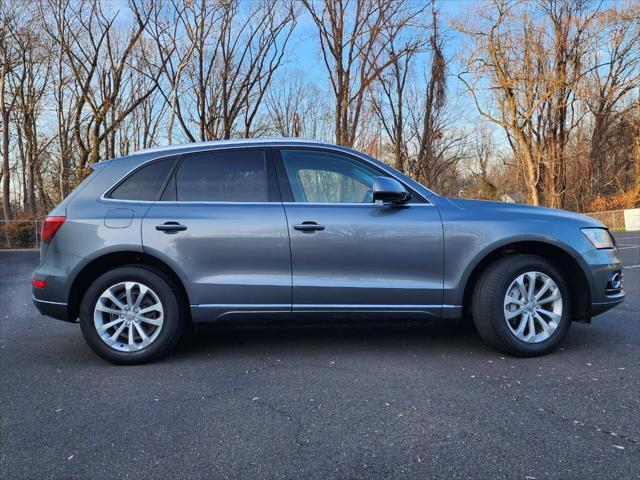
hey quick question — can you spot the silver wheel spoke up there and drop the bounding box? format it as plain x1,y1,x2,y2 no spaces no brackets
100,317,125,331
525,314,536,342
514,274,528,300
525,272,536,299
505,295,524,307
514,313,528,337
104,290,126,310
534,278,553,301
133,284,149,309
536,308,561,323
139,304,161,315
534,312,551,335
139,314,163,327
107,321,128,345
505,308,524,320
95,303,123,316
134,322,149,344
538,290,561,305
125,282,135,308
128,322,134,347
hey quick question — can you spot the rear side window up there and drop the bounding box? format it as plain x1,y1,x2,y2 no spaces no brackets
175,150,268,202
109,158,174,201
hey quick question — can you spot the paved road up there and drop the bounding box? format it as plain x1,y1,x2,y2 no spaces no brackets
1,233,638,480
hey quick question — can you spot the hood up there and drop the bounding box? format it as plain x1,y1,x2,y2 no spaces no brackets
444,197,604,227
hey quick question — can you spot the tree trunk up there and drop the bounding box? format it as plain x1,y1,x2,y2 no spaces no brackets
1,108,11,221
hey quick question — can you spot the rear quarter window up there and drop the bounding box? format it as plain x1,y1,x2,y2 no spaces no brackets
108,158,174,201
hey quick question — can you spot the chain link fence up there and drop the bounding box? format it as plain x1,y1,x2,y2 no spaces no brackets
586,208,639,231
585,210,626,231
0,220,43,249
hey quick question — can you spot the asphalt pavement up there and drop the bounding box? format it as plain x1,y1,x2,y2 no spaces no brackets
1,233,638,479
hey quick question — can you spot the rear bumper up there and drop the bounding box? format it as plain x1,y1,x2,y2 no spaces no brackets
32,294,71,322
31,244,83,322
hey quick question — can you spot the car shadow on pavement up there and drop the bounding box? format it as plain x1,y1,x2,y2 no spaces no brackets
168,318,489,360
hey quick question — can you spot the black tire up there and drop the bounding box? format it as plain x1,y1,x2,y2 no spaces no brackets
79,266,184,365
472,254,572,357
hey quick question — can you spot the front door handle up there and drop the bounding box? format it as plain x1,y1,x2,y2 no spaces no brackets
155,221,187,233
293,221,325,232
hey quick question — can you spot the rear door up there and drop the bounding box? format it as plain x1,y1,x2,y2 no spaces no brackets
276,148,445,319
142,148,291,321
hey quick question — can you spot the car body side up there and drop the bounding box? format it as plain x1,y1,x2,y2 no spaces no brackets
31,140,624,324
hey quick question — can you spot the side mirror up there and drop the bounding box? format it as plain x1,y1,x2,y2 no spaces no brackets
372,176,411,205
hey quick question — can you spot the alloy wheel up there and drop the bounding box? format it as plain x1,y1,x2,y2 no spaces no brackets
93,281,164,352
503,271,563,343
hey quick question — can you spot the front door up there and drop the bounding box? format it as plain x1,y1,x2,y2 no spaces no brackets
142,148,291,321
276,148,445,319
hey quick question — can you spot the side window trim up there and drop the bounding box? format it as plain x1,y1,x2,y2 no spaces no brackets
273,147,427,205
158,155,184,201
272,148,294,202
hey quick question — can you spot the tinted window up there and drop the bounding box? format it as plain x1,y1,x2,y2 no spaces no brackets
109,158,174,201
281,149,378,203
176,150,268,202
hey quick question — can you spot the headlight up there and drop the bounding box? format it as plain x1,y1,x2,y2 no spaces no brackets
581,228,614,249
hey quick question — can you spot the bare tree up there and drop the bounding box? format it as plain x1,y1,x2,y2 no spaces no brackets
144,0,296,142
265,72,334,139
456,0,600,207
468,125,499,199
302,0,426,147
0,0,21,220
584,0,640,200
9,5,53,215
42,0,160,175
407,5,456,190
134,0,197,144
369,4,429,172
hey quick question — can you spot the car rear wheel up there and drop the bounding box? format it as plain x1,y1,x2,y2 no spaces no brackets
79,266,184,364
472,254,572,356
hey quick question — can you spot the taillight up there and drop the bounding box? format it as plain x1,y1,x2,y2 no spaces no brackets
41,216,66,244
32,279,47,289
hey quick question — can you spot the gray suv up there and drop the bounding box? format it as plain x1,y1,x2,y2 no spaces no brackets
32,139,625,364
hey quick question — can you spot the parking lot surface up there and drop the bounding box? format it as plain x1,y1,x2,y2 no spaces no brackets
1,233,638,479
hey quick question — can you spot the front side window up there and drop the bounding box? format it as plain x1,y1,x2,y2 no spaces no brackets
175,150,269,202
281,149,379,203
109,158,174,201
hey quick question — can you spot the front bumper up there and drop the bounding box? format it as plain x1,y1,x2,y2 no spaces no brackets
581,247,625,317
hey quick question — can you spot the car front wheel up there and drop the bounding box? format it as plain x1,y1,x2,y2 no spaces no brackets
79,266,184,364
472,254,572,357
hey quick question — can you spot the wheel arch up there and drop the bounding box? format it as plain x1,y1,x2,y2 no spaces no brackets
460,240,591,322
67,250,191,323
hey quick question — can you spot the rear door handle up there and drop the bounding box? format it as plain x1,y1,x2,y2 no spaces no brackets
293,221,325,232
155,221,187,233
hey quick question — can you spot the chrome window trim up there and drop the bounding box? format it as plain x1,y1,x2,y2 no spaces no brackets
99,198,435,207
281,202,434,207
